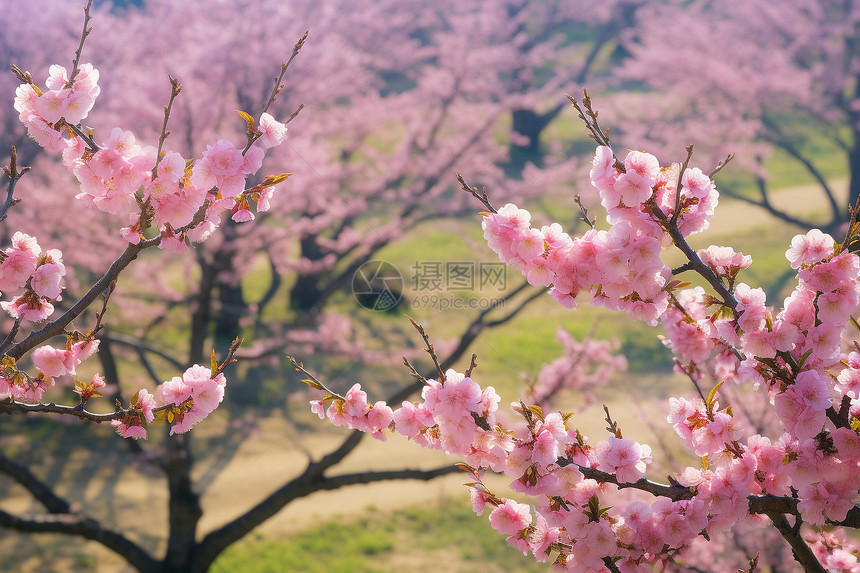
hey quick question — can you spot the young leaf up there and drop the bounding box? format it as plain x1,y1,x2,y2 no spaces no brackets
236,109,255,135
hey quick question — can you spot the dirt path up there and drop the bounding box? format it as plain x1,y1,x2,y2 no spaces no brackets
707,179,847,235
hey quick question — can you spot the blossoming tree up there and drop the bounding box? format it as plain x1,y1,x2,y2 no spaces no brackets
0,1,619,571
304,94,860,572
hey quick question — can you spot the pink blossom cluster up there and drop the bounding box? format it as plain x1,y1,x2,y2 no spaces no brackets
1,59,288,439
14,63,100,152
15,64,288,251
311,382,395,442
309,143,860,570
807,528,860,572
309,371,744,571
0,232,66,323
112,365,226,439
481,147,725,325
0,338,97,403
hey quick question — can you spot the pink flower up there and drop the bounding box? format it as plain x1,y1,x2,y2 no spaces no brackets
343,383,369,418
137,388,157,423
31,262,65,300
157,151,187,182
489,499,532,536
624,150,660,185
367,401,395,441
786,229,834,269
231,208,254,223
31,345,74,378
310,399,326,419
112,419,148,440
597,436,652,483
202,139,244,176
1,295,54,321
258,113,287,148
589,146,616,189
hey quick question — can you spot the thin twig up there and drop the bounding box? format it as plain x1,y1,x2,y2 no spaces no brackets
0,146,29,221
603,405,622,438
0,319,21,355
669,144,694,228
566,90,613,150
67,0,94,87
152,77,182,177
406,316,446,382
574,194,595,228
402,357,428,385
288,356,346,401
457,173,497,213
464,353,478,378
285,103,304,125
261,31,307,117
708,154,734,179
56,120,100,152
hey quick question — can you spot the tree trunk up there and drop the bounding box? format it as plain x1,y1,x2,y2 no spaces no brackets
163,434,203,573
288,235,325,311
189,255,216,366
508,106,562,174
214,279,244,348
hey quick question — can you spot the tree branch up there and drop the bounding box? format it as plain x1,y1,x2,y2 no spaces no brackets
0,509,158,573
196,464,458,570
5,237,161,359
766,512,826,573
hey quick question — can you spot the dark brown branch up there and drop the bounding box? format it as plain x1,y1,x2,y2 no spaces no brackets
0,452,72,514
0,146,28,222
0,396,187,423
5,237,161,359
766,512,826,573
649,204,738,313
196,462,458,570
0,509,158,573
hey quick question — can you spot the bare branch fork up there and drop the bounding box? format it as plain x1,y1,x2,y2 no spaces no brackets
457,172,497,213
0,146,29,222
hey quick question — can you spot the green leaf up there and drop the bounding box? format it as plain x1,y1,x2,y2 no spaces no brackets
797,348,814,369
527,404,545,422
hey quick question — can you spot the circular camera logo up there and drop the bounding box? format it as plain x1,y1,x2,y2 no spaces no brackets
352,260,403,312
